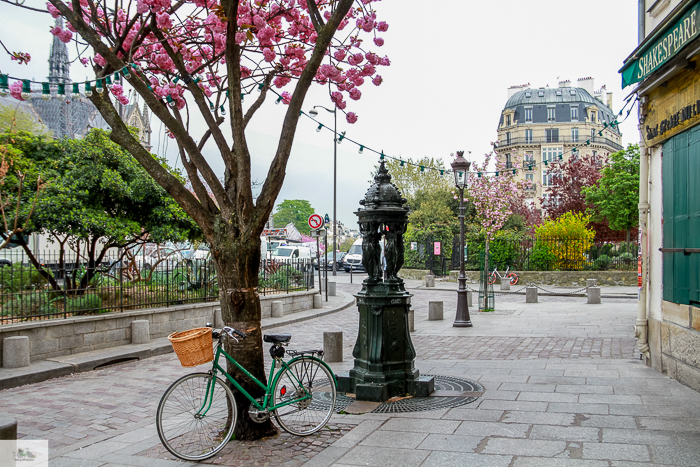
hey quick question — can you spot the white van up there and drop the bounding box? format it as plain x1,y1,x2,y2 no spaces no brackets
343,238,364,272
270,245,312,262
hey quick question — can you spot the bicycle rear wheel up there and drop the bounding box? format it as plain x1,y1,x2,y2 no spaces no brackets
487,272,497,285
506,272,519,285
273,358,336,436
156,373,236,461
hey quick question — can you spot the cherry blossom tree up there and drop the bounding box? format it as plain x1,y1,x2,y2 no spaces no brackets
467,151,520,309
5,0,389,439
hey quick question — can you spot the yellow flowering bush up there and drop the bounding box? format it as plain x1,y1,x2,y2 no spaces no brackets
535,212,594,270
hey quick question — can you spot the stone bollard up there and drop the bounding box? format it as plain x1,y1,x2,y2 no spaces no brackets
526,286,538,303
467,291,473,307
131,320,150,345
271,301,284,318
425,274,435,287
408,308,415,332
214,308,224,328
0,417,17,440
586,279,597,288
588,287,601,304
428,301,444,320
327,281,337,297
313,295,323,309
323,332,343,362
500,278,511,291
3,336,30,369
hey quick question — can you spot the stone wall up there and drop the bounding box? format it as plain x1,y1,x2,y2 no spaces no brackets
0,290,317,364
647,301,700,391
398,269,636,287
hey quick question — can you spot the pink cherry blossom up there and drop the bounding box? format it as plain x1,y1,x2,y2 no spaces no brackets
58,29,73,43
346,112,358,124
263,48,276,62
80,57,89,66
46,2,61,18
349,88,361,100
372,75,383,86
373,37,384,47
9,81,24,101
94,54,106,67
377,21,389,32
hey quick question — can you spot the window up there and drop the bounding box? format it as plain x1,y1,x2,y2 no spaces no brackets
542,147,562,163
589,110,597,123
525,129,533,143
525,91,531,98
571,128,579,142
538,90,544,97
506,132,511,145
545,128,559,143
505,114,511,126
570,90,576,96
525,107,532,122
591,129,595,138
542,171,554,186
571,106,578,121
547,107,556,121
506,153,512,169
524,151,534,167
556,90,562,96
526,173,534,181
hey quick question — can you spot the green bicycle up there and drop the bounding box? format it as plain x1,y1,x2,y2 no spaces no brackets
156,325,337,461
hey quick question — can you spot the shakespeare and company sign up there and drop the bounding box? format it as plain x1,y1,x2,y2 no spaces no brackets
620,2,700,88
643,57,700,145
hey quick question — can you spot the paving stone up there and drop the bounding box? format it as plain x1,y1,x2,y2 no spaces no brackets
415,433,483,452
480,400,549,412
579,415,638,429
499,383,556,393
602,428,683,446
556,385,614,394
379,418,460,435
513,459,609,467
579,394,642,405
63,441,132,460
358,430,427,449
331,420,384,449
481,390,519,401
500,411,575,426
442,409,503,422
582,443,650,462
529,425,600,442
423,451,512,467
517,391,578,403
547,403,609,415
637,417,700,431
650,446,700,466
49,458,108,467
481,438,567,457
453,421,528,438
334,445,429,466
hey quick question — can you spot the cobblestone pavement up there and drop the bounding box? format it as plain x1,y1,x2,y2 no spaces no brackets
2,281,700,466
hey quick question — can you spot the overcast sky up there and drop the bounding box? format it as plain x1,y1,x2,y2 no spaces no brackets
1,0,640,234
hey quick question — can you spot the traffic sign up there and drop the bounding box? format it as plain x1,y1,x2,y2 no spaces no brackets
310,229,327,237
308,214,324,230
324,213,330,225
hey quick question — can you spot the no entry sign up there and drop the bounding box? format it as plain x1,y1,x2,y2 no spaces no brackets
308,214,324,230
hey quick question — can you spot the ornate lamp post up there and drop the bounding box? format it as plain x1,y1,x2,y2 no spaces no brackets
336,161,434,402
309,105,338,276
451,151,473,327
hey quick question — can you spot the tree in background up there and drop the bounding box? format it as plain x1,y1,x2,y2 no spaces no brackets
0,103,49,135
467,151,521,309
6,0,390,439
272,199,316,235
583,144,640,250
380,157,451,207
0,130,200,291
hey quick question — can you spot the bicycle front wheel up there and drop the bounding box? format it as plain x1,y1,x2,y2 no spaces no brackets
507,272,519,285
156,373,237,461
273,358,336,436
488,273,497,285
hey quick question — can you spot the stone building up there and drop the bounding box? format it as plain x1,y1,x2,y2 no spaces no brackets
15,18,151,149
495,79,623,211
621,0,700,391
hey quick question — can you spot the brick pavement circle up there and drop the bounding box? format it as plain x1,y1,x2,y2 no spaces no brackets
370,375,484,414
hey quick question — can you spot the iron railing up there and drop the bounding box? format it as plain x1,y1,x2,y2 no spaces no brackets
498,135,623,151
0,250,312,325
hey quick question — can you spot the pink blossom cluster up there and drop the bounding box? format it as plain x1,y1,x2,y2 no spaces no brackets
44,0,389,124
110,83,130,105
50,25,73,43
467,151,523,240
9,81,24,101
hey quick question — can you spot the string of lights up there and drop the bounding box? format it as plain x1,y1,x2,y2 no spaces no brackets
0,65,637,177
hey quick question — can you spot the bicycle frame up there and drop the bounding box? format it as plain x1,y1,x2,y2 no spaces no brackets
195,341,331,418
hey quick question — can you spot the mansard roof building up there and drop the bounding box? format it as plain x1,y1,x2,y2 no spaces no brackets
495,77,623,210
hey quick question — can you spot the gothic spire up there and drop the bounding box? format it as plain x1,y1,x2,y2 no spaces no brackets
48,17,70,84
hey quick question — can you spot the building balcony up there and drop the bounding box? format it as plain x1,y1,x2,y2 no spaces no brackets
498,135,622,151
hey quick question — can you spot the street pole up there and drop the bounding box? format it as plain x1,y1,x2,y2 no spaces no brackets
333,106,337,276
451,151,472,328
453,185,472,327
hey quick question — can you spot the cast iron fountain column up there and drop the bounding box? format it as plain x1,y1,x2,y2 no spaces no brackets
336,161,434,402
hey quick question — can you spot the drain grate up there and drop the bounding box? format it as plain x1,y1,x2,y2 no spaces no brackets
371,375,483,414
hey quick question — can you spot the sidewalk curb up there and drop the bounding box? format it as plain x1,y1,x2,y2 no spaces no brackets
0,292,355,391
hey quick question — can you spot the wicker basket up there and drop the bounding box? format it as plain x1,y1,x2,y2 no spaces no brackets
168,327,214,367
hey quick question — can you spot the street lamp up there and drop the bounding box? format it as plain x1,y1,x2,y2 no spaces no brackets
309,104,338,276
451,151,473,327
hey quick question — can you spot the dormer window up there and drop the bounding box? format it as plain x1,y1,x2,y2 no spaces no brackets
506,115,511,126
570,90,576,96
556,90,562,96
525,92,531,98
538,91,544,97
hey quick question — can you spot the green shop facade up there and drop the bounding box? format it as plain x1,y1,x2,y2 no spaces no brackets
621,0,700,391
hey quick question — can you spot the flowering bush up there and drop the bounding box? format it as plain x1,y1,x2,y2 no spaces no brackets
535,212,594,270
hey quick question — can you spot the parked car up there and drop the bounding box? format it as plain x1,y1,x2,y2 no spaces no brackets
314,252,346,270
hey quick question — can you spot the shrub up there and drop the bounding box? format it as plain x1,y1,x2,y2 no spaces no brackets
0,265,46,293
529,242,557,270
1,294,58,318
65,294,103,315
594,254,611,270
535,212,595,270
619,252,635,264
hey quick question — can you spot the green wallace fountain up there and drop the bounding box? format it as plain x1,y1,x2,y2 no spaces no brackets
337,161,434,402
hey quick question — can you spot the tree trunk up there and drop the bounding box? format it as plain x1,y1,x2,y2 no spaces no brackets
210,221,278,440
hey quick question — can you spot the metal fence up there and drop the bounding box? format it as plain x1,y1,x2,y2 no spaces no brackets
0,249,313,325
462,236,638,272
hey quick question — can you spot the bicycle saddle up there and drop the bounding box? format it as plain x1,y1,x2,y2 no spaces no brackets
263,334,291,344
